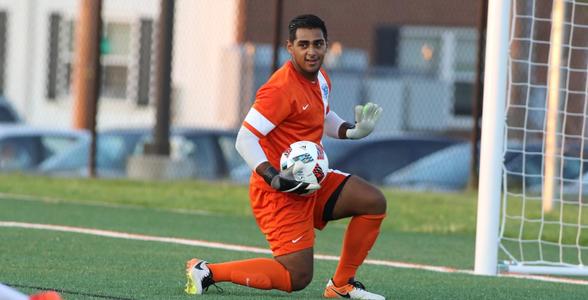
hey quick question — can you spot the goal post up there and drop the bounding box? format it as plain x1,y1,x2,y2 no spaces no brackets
474,0,511,276
476,0,588,276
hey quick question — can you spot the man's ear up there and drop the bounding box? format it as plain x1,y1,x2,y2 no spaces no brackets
286,40,293,54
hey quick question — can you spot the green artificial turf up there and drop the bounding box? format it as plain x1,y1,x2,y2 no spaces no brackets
1,174,587,299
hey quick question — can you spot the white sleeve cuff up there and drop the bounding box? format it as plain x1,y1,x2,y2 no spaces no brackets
324,110,346,138
244,108,275,136
235,126,268,170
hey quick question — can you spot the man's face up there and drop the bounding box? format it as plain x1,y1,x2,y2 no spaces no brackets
287,28,327,79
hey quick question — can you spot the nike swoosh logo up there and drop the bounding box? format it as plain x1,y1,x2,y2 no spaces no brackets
291,235,304,243
195,261,204,270
330,287,351,298
302,104,309,110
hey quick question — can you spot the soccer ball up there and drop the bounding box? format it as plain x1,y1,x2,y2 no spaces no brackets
280,141,329,185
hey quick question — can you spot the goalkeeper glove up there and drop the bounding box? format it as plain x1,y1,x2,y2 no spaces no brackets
346,102,383,140
259,161,320,195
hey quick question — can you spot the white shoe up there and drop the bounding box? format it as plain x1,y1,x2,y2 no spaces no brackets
323,279,385,299
185,258,215,295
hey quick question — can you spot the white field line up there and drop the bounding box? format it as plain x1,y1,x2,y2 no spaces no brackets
1,221,588,286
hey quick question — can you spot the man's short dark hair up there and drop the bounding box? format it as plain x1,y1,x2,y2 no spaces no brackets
288,14,328,42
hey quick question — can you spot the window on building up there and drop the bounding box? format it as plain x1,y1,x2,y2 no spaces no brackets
136,19,153,106
395,26,478,119
46,14,154,105
46,13,61,100
455,35,477,73
397,30,442,74
453,81,475,116
452,32,478,117
101,22,131,99
374,26,400,67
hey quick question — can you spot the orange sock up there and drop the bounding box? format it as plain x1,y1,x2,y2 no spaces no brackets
332,214,385,287
208,258,292,292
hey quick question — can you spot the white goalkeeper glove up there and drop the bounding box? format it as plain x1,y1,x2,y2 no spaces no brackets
346,102,383,140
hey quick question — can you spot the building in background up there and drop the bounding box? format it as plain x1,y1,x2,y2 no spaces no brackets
240,0,481,134
0,0,481,135
0,0,241,130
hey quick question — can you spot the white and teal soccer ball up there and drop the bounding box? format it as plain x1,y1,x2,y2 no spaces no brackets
280,141,329,185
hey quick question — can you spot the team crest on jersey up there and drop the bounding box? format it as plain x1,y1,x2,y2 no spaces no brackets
321,84,329,100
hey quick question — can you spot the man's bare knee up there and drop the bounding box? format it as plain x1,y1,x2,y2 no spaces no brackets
370,189,387,215
275,248,314,291
289,269,313,291
360,187,387,215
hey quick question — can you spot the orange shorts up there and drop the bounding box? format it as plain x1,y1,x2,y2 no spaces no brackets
249,170,350,257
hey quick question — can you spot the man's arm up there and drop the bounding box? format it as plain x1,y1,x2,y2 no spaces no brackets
338,122,356,139
235,125,319,194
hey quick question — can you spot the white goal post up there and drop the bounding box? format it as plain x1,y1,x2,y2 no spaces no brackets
475,0,588,276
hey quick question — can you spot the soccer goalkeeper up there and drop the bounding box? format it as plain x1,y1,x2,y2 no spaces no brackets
185,14,386,300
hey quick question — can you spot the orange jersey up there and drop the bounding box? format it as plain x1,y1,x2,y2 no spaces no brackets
243,61,332,190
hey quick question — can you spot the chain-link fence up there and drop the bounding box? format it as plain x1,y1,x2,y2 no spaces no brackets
0,0,486,190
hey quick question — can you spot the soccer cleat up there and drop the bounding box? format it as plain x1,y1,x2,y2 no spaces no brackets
185,258,215,295
29,291,62,300
323,279,385,300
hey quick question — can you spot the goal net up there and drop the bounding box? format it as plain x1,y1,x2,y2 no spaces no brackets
497,0,588,275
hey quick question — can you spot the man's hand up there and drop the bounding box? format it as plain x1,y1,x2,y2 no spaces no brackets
256,161,320,195
346,102,383,139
